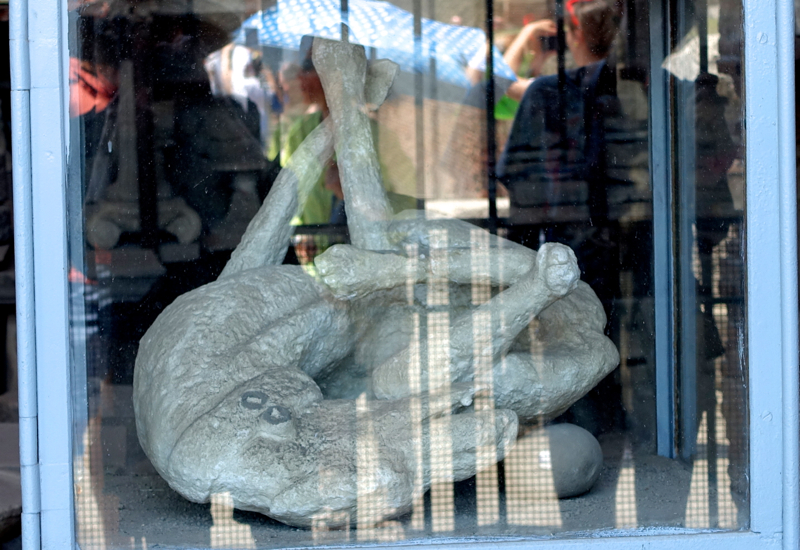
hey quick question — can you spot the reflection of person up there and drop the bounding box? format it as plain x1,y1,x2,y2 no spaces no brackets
268,54,334,226
497,0,624,434
498,0,621,311
269,44,415,228
501,0,738,440
564,0,619,64
463,20,556,119
501,19,557,101
69,57,118,119
205,44,284,151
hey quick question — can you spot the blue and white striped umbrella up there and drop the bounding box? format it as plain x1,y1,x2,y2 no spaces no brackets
231,0,517,90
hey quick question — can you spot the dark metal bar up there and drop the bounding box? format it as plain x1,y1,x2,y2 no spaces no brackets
675,0,698,460
428,0,438,176
697,0,708,75
485,0,497,233
414,0,425,210
626,0,637,67
341,0,349,41
555,0,567,146
134,20,158,250
126,21,154,250
649,0,677,458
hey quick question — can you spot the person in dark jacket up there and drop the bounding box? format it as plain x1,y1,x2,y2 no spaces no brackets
498,0,622,319
497,0,627,435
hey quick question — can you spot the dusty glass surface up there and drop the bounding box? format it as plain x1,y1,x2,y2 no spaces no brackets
66,0,748,547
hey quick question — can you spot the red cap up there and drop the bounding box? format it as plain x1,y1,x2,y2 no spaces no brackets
566,0,594,29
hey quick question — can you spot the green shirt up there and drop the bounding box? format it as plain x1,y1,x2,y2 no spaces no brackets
269,110,416,226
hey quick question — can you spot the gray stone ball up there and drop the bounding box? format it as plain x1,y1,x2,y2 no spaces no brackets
546,423,603,498
509,423,603,499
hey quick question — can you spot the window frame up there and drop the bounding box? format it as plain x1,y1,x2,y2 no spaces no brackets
8,0,798,547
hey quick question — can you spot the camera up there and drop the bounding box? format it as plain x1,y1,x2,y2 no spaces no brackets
540,35,558,52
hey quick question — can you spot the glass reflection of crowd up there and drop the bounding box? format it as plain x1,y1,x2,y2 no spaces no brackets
72,9,284,388
493,0,745,522
498,0,630,434
67,0,747,541
71,5,419,383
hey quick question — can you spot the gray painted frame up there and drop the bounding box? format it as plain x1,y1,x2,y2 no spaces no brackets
9,0,799,548
744,0,800,545
649,0,676,459
11,0,75,547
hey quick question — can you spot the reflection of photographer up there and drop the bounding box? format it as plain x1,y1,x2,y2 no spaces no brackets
499,0,738,438
500,19,557,100
497,0,625,435
498,0,622,311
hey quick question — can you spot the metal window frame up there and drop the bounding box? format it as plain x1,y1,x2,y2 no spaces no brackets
9,0,798,548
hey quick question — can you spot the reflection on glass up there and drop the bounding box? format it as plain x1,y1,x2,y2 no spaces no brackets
210,492,256,549
685,412,711,528
504,426,562,528
311,508,350,543
75,418,109,550
472,229,502,528
427,229,456,533
614,441,637,529
67,0,748,546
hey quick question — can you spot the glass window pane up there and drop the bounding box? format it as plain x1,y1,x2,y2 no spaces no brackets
66,0,748,546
